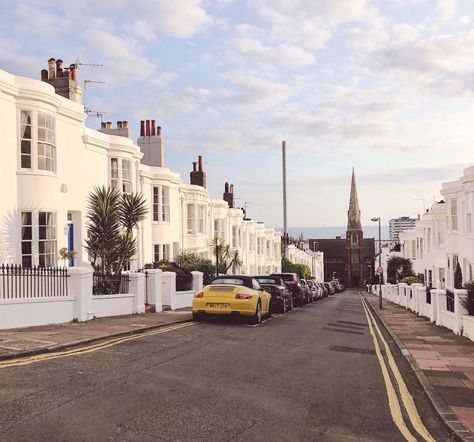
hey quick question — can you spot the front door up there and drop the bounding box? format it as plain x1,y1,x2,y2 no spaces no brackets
67,222,74,267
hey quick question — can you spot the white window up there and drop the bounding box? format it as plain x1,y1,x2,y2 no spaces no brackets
161,187,170,222
19,109,56,173
21,211,33,267
153,187,159,221
451,199,458,231
197,205,205,234
38,212,56,267
153,244,160,262
20,111,32,168
37,112,55,172
187,204,195,234
122,160,132,194
110,158,119,190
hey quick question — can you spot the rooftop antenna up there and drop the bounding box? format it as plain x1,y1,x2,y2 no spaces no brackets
84,109,106,121
75,59,104,69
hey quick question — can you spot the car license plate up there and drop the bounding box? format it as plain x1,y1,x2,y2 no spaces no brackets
207,303,229,309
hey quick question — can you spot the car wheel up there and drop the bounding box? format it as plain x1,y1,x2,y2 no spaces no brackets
252,300,262,324
267,300,273,318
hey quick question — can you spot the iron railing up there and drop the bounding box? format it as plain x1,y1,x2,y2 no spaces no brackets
0,264,68,299
446,289,455,313
93,273,130,295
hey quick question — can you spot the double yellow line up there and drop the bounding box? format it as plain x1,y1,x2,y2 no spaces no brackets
361,297,436,442
0,322,194,369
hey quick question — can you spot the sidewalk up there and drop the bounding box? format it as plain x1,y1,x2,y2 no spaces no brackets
0,309,192,360
365,295,474,439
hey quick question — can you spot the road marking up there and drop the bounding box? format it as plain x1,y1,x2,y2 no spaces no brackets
362,298,436,442
0,322,194,369
361,298,418,442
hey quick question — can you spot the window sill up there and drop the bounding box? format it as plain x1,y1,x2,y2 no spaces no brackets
152,221,171,225
17,170,58,178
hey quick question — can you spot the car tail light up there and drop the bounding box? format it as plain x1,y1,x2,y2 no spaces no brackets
236,293,252,299
194,291,203,298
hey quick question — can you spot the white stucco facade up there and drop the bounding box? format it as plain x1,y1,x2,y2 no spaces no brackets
398,166,474,289
0,68,286,275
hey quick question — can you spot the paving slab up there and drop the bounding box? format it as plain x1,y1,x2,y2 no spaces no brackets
365,295,474,439
0,309,192,360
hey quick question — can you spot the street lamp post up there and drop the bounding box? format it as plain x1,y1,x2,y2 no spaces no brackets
371,217,382,309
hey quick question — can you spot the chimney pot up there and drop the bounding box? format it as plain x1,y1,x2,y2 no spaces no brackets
151,120,156,136
157,126,162,136
101,122,107,129
230,184,234,194
122,121,128,128
117,121,123,128
198,155,203,172
192,162,197,172
140,120,145,137
106,121,112,129
63,68,71,79
41,69,48,81
55,59,63,78
225,182,229,193
69,64,77,81
48,58,56,79
145,120,150,137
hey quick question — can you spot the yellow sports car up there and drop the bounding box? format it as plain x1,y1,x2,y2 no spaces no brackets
192,275,272,324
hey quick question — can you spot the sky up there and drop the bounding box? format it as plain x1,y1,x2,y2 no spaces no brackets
1,0,474,229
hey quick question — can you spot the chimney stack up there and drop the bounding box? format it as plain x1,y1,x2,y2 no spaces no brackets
42,58,82,103
190,156,206,188
224,182,235,208
137,118,165,167
140,120,145,137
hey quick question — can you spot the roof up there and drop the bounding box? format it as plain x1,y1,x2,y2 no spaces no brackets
309,238,375,258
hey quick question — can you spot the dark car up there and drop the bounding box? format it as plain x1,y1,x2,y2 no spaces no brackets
254,275,293,313
270,273,305,306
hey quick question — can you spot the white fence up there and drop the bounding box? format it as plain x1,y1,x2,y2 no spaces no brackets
0,267,203,330
373,283,473,342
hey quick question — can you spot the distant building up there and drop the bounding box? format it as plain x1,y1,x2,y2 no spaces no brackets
309,170,375,286
389,216,417,241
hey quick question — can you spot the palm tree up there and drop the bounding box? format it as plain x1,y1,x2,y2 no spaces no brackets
208,238,243,275
85,186,148,275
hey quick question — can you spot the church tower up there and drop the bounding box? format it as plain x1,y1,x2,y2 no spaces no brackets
345,168,365,286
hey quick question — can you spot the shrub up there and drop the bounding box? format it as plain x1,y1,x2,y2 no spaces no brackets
399,275,423,285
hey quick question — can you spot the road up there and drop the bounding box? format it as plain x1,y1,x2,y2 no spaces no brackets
0,290,456,441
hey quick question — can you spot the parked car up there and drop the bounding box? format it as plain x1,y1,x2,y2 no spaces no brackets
315,281,325,299
321,283,329,297
254,275,293,313
300,279,311,304
192,275,272,324
325,282,336,295
306,280,319,301
270,273,305,306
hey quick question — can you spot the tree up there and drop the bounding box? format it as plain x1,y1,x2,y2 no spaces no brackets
454,262,463,289
386,256,414,284
281,257,311,279
208,238,243,275
85,186,148,275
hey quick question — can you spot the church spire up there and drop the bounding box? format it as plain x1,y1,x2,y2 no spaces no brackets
347,167,362,230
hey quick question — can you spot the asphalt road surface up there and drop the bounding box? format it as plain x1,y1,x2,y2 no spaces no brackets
0,290,456,441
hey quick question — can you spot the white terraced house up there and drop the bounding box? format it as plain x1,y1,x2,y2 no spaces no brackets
397,166,474,290
0,60,285,276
